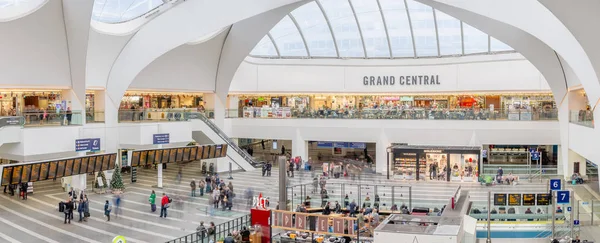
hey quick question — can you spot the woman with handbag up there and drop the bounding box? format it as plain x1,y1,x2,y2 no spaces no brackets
149,190,157,212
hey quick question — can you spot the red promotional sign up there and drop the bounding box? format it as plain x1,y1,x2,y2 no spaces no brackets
296,215,305,230
318,216,329,233
347,219,355,235
282,212,293,228
273,211,280,226
333,218,344,234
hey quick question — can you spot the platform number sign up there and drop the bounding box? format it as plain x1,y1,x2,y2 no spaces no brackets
557,191,570,204
574,220,580,226
550,179,561,191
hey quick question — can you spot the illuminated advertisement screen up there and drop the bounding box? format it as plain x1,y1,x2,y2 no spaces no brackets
40,163,49,180
102,155,111,171
523,194,535,206
508,194,522,206
64,160,74,177
1,167,12,186
80,157,89,174
190,147,198,160
537,194,551,206
56,160,66,178
131,151,140,167
73,159,81,176
154,149,162,164
147,150,156,165
30,164,41,182
169,149,177,163
493,193,507,206
140,151,148,166
183,148,191,161
11,165,22,184
161,149,169,163
94,156,103,172
87,156,96,173
220,144,228,157
109,154,117,169
20,164,31,182
176,148,184,162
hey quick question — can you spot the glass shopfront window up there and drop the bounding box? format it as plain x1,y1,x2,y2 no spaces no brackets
0,90,64,116
391,145,481,182
120,91,203,109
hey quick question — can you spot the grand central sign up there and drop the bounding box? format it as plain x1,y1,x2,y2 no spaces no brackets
363,75,440,86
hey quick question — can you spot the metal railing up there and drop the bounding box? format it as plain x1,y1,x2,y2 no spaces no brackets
166,214,251,243
21,110,83,126
86,110,105,123
229,107,559,121
570,110,594,128
192,113,262,168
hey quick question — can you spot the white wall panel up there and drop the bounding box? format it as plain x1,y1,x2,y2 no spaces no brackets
457,60,543,91
569,124,600,164
0,0,71,88
86,30,133,89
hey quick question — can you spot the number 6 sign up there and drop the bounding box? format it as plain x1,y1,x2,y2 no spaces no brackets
550,179,561,191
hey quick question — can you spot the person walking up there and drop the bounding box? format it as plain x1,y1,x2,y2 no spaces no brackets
78,197,86,222
281,145,286,155
83,195,90,222
196,221,207,240
21,182,28,200
160,193,169,218
190,179,197,197
114,193,122,218
199,180,205,196
104,200,112,221
149,190,157,212
227,181,234,193
64,198,73,224
66,107,72,125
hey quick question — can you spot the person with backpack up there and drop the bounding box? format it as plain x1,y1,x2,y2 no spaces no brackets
104,200,112,221
160,193,169,218
240,226,251,243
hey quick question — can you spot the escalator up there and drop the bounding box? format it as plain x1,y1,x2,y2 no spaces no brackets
190,114,259,171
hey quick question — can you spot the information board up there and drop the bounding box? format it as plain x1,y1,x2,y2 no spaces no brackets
196,146,203,160
557,191,570,204
87,156,96,173
20,165,31,182
11,165,22,184
190,147,198,160
550,179,561,191
169,149,177,162
220,144,228,157
48,162,58,179
494,193,507,206
215,145,222,159
40,163,49,180
65,160,74,177
140,151,148,166
176,148,184,162
80,157,89,174
56,160,66,178
508,194,522,206
2,167,12,186
537,193,551,206
131,167,137,183
131,151,140,167
109,154,117,169
161,149,169,163
102,155,111,170
202,146,210,159
154,149,162,164
94,156,103,172
72,159,81,176
522,193,535,206
30,164,41,182
183,147,191,161
147,150,155,166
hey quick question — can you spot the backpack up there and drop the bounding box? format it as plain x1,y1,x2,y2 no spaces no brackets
168,197,173,203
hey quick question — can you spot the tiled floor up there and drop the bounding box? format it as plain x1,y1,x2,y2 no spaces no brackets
0,162,598,243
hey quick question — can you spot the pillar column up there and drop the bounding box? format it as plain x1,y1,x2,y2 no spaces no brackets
226,95,240,118
61,89,86,124
203,93,226,129
157,144,163,188
376,129,390,174
292,129,308,160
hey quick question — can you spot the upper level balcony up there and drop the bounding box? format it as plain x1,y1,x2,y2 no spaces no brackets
570,110,594,128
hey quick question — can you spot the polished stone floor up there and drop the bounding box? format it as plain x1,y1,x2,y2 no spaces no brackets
0,162,599,243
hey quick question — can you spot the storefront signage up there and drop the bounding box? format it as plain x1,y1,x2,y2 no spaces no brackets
76,138,100,152
152,134,170,145
363,75,440,86
0,117,21,127
423,150,443,153
252,193,268,210
402,153,417,156
316,141,366,149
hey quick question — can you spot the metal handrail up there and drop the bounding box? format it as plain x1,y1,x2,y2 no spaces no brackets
166,214,251,243
195,113,261,168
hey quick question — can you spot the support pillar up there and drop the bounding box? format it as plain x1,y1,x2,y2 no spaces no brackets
61,89,86,124
203,93,226,129
157,144,163,188
226,95,240,118
292,129,308,160
376,129,390,174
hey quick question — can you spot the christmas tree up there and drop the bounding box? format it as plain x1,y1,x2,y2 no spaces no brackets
110,163,125,191
98,171,108,188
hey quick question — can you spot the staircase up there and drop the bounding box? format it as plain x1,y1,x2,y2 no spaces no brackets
190,114,259,171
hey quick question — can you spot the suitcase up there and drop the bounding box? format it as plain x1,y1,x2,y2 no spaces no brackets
58,202,64,212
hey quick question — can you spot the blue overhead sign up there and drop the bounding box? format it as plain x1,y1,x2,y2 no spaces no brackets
153,134,170,145
531,152,540,160
550,179,561,191
316,141,366,149
557,191,570,204
76,138,100,152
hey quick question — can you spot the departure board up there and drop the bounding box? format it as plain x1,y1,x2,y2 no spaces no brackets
493,193,507,206
208,145,215,158
131,151,140,167
30,164,41,182
215,145,222,159
161,149,169,163
109,154,117,169
169,149,177,162
196,146,203,160
65,160,74,177
190,147,198,160
11,165,22,184
87,156,96,173
20,165,31,182
523,194,535,206
183,148,191,161
147,150,155,165
73,159,81,176
176,148,184,162
102,155,111,171
80,157,89,174
154,149,162,164
202,145,211,159
508,194,521,206
94,156,103,172
40,163,49,180
48,162,58,179
140,151,148,166
220,144,228,157
537,194,551,206
2,167,13,186
56,160,66,178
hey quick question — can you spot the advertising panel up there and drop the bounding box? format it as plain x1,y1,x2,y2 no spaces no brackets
196,146,203,160
94,156,103,172
317,216,329,233
88,156,96,173
169,149,177,162
202,145,210,159
102,155,111,170
215,145,222,159
109,154,117,169
220,144,228,157
190,147,198,160
146,150,155,166
282,212,293,228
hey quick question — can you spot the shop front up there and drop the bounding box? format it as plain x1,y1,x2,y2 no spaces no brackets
390,145,481,182
120,91,203,109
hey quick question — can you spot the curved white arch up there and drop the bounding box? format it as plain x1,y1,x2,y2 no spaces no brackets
186,27,230,45
105,0,309,110
0,0,48,22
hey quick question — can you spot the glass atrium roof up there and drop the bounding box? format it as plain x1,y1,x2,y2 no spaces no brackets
250,0,513,58
92,0,165,23
0,0,46,21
